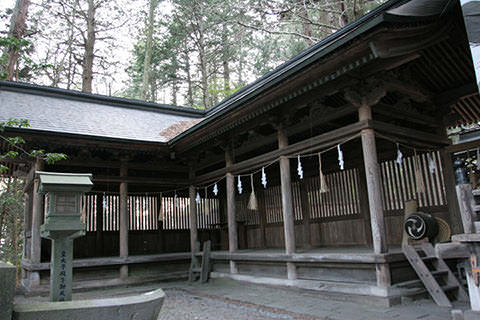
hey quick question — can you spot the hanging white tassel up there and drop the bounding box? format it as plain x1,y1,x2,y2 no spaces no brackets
414,150,425,194
247,174,258,210
237,175,243,194
261,167,267,189
396,143,403,165
318,153,328,193
195,191,201,204
428,154,437,174
213,183,218,196
337,144,344,170
174,191,178,208
297,155,304,179
102,192,107,210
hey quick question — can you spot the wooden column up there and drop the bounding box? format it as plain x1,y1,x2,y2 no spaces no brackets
258,189,267,248
278,127,297,280
189,168,198,253
359,104,389,288
440,150,463,234
299,182,312,249
29,158,44,286
119,161,129,279
225,149,238,273
358,167,373,247
96,193,104,256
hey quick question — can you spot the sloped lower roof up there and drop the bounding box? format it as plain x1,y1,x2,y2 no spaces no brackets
0,82,203,143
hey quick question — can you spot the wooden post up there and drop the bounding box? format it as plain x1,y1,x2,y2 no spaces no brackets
29,157,44,287
278,127,297,280
442,151,465,234
359,105,388,254
359,105,389,288
225,148,238,273
96,193,104,256
119,161,129,279
189,168,199,254
358,167,373,247
258,189,267,248
299,182,312,249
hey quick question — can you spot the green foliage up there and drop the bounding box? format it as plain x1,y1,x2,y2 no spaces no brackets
0,118,68,174
0,36,52,81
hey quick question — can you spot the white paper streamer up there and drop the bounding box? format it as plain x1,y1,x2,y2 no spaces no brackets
337,144,344,170
396,143,403,165
195,191,201,204
261,167,267,188
237,175,243,194
297,155,304,179
213,183,218,196
174,191,178,208
428,154,437,174
102,192,107,210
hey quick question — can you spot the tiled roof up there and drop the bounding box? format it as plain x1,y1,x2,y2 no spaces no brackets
0,86,203,143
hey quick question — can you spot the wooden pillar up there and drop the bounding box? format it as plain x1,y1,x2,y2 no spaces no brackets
189,168,198,253
440,149,463,234
225,149,238,274
358,167,373,247
96,193,104,256
359,105,389,288
119,161,129,279
29,158,44,286
258,189,267,248
299,182,312,249
23,190,32,260
278,127,297,280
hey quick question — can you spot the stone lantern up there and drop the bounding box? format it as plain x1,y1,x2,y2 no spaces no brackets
37,171,93,302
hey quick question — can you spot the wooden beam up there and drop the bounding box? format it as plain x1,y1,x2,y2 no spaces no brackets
195,105,357,172
53,159,188,173
374,103,438,127
444,140,480,154
435,82,478,109
195,120,369,184
93,176,188,186
371,120,449,146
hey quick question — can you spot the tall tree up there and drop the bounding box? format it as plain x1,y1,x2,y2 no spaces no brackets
2,0,31,81
141,0,160,100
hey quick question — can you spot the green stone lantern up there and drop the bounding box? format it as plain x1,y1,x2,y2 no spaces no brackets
38,171,93,302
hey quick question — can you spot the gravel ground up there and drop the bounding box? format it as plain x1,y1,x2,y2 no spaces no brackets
158,288,319,320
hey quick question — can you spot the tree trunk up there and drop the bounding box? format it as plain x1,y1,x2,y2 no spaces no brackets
141,0,158,101
4,0,31,81
184,48,194,106
82,0,96,93
222,23,230,93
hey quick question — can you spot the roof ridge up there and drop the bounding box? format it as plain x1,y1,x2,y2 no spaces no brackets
0,80,205,118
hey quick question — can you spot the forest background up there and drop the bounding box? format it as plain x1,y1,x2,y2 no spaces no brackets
0,0,386,277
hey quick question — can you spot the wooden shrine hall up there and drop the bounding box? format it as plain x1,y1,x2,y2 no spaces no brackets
2,0,480,306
